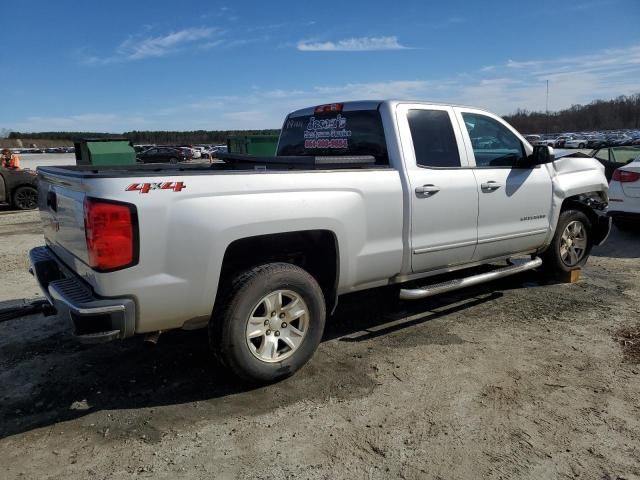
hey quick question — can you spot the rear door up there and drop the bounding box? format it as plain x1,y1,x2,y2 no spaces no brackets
454,108,552,260
396,104,479,272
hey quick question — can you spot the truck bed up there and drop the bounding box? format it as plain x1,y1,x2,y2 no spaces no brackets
37,154,386,179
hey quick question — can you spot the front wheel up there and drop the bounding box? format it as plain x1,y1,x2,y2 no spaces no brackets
578,143,585,148
543,209,593,274
12,186,38,210
210,263,326,383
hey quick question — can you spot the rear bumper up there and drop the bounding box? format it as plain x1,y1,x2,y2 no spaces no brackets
29,246,136,344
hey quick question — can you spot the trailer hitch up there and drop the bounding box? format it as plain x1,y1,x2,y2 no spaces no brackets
0,299,57,324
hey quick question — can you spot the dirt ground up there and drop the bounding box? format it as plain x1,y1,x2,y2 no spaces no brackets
0,208,639,480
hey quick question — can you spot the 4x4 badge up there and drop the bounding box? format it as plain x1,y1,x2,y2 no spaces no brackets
125,182,186,194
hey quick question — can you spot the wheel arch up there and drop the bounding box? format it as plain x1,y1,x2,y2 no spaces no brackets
560,192,611,246
216,230,340,314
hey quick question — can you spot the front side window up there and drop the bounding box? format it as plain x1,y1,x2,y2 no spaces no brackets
462,113,525,167
407,109,461,168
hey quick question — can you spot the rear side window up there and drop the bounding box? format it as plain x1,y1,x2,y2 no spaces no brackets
277,110,388,164
407,110,461,168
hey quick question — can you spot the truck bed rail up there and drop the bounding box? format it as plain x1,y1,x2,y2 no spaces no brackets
217,153,377,169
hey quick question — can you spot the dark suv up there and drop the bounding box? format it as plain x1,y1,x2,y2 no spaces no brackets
0,167,39,210
137,147,191,163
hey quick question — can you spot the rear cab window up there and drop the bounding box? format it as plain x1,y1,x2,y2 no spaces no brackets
277,108,389,165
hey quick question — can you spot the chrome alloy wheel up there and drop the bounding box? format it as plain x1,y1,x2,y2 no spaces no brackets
560,220,588,266
245,290,309,363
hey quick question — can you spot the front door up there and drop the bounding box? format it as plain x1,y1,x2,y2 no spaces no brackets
454,108,553,260
396,104,479,273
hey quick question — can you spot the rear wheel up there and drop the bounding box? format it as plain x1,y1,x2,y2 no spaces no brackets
12,186,38,210
210,263,326,383
168,157,178,164
543,209,593,274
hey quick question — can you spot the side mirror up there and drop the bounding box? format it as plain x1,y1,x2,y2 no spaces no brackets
530,145,555,165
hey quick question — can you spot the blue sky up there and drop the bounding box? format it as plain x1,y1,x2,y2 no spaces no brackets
2,0,639,132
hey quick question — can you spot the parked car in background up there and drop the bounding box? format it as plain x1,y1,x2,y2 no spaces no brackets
554,135,573,148
136,146,191,163
591,146,640,181
177,145,201,159
525,134,542,145
606,134,632,146
538,136,558,147
586,135,607,148
608,159,640,230
564,136,589,149
0,166,38,210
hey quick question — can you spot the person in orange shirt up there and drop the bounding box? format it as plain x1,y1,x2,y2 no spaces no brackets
1,149,21,169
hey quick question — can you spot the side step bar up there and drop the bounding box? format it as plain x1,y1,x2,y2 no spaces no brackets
399,257,543,301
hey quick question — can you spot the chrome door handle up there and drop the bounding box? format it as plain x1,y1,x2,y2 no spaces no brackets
481,181,502,191
415,184,441,196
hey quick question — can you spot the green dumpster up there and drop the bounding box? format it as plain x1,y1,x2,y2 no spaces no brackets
74,138,136,166
227,135,279,156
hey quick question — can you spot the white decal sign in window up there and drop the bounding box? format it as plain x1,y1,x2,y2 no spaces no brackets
304,114,352,149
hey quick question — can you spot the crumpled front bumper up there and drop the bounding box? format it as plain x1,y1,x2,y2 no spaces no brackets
29,246,136,344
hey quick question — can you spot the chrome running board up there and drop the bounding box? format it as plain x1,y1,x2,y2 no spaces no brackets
399,257,543,301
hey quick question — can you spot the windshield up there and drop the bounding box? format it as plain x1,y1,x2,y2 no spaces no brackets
277,109,388,164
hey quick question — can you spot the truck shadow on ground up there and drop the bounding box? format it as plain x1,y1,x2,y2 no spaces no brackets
591,225,639,259
0,268,563,440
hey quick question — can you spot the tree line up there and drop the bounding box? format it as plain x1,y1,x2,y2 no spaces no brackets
504,93,640,134
7,129,280,145
6,92,640,142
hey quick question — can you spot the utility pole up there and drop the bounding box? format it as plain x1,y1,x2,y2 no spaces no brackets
545,80,549,134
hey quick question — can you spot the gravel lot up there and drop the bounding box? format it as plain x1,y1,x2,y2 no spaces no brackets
0,208,639,479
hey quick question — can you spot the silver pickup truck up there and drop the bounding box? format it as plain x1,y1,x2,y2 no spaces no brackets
30,100,611,382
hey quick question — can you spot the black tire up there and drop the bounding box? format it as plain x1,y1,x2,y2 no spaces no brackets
12,186,38,210
543,209,593,274
168,157,178,164
579,143,585,148
210,263,326,383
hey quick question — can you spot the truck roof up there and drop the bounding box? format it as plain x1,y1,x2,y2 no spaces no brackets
287,100,481,117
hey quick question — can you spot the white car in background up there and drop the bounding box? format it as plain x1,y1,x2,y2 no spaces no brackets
564,136,589,149
608,159,640,230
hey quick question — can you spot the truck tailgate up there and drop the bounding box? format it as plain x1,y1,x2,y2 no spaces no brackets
38,170,90,265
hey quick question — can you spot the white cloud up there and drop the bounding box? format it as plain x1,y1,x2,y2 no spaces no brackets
13,44,640,132
118,27,215,60
297,36,409,52
82,27,219,64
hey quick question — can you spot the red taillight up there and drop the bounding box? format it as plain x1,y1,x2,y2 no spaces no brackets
314,103,343,114
84,198,137,271
612,169,640,183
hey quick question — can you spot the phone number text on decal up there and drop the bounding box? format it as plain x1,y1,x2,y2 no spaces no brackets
304,139,349,149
